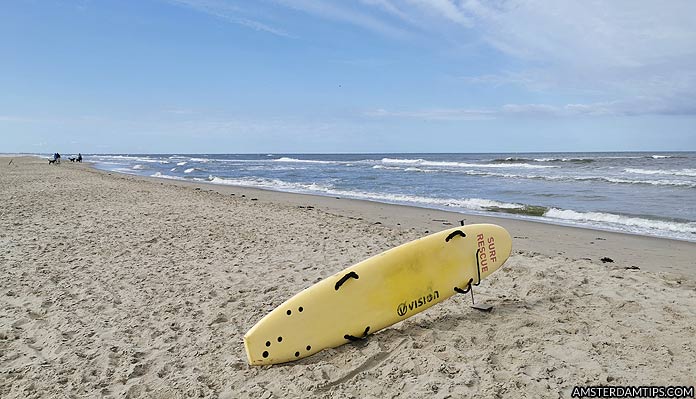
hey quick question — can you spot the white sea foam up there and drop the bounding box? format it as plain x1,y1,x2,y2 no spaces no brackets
94,155,166,163
545,208,696,235
150,172,186,181
597,177,695,187
184,168,195,174
274,157,336,164
207,176,331,192
141,158,168,164
518,155,645,162
651,155,671,159
132,164,145,170
570,175,695,188
94,155,141,160
457,170,696,188
381,157,422,165
204,175,524,211
404,167,438,173
189,157,210,162
597,156,645,159
176,161,187,166
496,157,593,163
381,157,556,169
625,168,696,177
540,158,592,163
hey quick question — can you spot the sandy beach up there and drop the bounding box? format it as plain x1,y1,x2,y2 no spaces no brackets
1,156,695,398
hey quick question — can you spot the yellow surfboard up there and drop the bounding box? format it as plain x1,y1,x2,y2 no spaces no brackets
244,224,512,365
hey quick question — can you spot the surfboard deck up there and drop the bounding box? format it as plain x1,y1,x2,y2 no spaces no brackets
244,224,512,365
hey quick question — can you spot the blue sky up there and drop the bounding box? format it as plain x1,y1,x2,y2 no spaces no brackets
2,0,696,153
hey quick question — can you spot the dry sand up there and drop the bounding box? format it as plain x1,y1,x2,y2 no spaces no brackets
1,156,695,398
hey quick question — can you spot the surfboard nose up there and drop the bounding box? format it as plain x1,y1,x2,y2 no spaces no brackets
474,224,512,278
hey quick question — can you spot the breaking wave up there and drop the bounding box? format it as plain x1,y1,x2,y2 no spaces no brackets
274,157,336,164
204,175,530,212
492,157,594,164
150,172,186,180
625,168,696,177
545,209,696,235
381,157,556,169
458,170,696,188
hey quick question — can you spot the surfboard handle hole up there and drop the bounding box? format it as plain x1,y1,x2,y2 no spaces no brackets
335,271,359,290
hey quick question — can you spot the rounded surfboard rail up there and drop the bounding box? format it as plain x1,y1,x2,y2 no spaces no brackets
244,224,512,366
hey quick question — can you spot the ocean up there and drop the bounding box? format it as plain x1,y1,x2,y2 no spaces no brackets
86,152,696,242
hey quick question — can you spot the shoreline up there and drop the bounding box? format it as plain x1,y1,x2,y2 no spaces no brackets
2,156,695,397
11,153,696,243
83,159,696,278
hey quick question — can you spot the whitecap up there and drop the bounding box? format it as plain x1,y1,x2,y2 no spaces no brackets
274,157,335,164
625,168,696,177
381,157,556,169
545,208,696,235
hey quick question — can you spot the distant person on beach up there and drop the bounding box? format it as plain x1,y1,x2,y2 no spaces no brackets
77,153,82,162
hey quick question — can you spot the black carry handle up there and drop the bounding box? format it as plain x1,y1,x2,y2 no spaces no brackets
454,248,483,294
344,326,370,341
335,271,359,291
445,230,466,242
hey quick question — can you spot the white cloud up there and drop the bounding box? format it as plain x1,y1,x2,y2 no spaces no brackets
0,115,36,123
364,108,494,120
272,0,412,39
162,0,696,116
342,1,696,115
365,96,696,121
406,0,473,27
455,1,696,114
167,0,294,38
